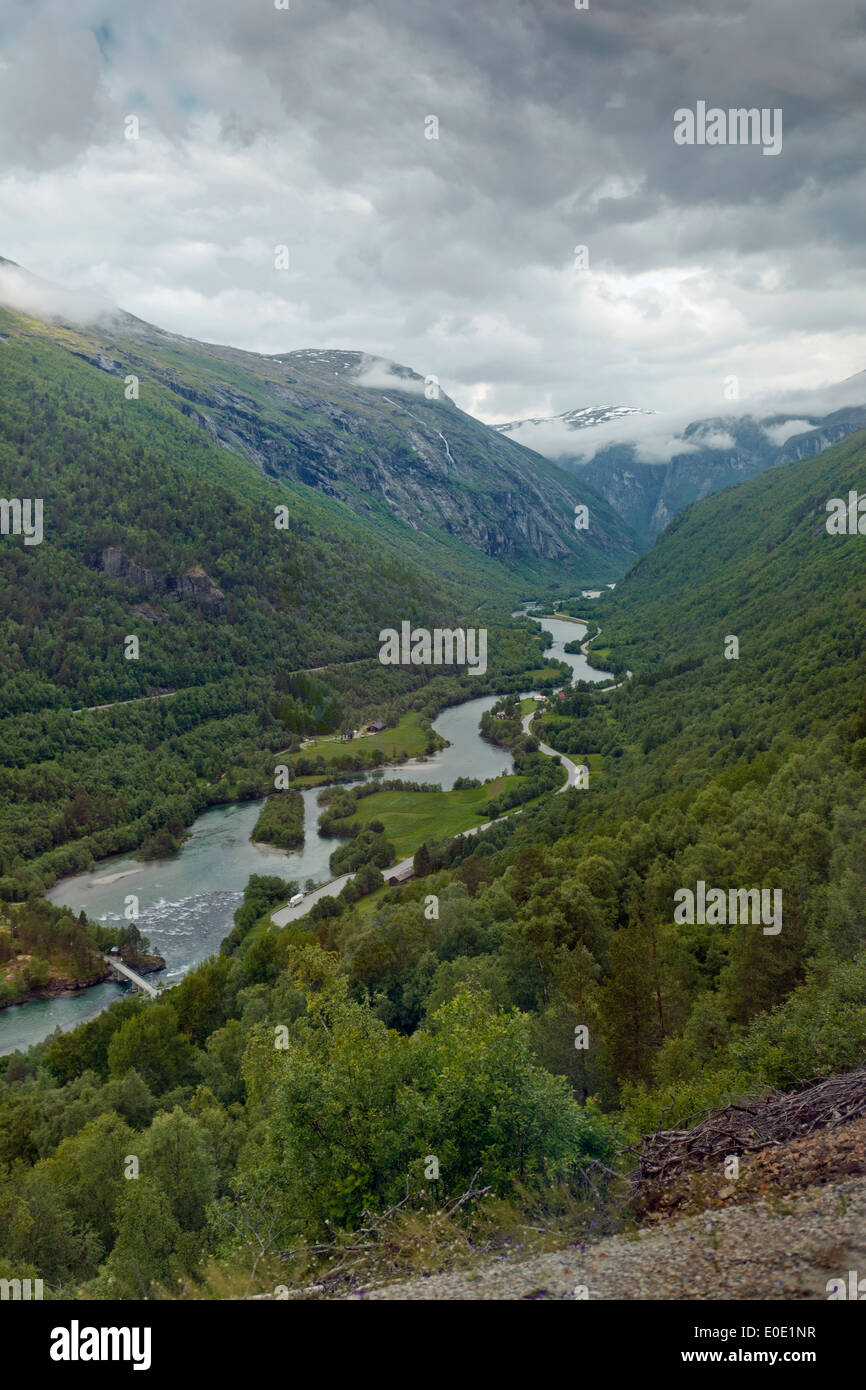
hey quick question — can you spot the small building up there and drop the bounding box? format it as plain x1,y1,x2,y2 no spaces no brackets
109,945,121,956
368,719,386,732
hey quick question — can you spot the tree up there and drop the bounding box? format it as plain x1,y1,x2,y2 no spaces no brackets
251,947,617,1238
52,1111,135,1249
104,1180,180,1298
413,842,432,877
139,1107,217,1232
107,1004,198,1092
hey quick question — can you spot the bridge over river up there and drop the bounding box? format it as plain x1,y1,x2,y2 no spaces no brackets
102,954,160,998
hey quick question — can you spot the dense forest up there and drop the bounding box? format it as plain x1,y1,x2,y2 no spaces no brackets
250,791,305,850
2,423,865,1297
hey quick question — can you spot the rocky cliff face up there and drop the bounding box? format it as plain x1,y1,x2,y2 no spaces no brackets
0,256,640,581
74,329,639,577
87,547,226,613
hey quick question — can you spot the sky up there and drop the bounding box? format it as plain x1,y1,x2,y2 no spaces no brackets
1,0,865,430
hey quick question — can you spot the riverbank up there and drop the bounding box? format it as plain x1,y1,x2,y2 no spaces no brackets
267,608,622,925
0,951,166,1012
1,607,619,1053
1,694,515,1053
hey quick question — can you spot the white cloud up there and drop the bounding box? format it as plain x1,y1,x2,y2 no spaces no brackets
691,428,736,450
0,0,864,421
352,356,427,393
0,260,120,326
760,418,816,445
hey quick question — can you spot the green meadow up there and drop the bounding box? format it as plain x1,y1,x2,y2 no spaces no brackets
332,775,524,858
286,711,434,766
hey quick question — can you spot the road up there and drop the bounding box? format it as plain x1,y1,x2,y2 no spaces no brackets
270,611,634,928
270,701,583,927
579,624,632,690
271,855,416,927
520,709,586,791
70,654,375,715
73,690,178,715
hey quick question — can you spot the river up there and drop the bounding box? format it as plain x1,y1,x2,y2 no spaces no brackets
514,606,611,688
1,613,611,1055
0,694,513,1054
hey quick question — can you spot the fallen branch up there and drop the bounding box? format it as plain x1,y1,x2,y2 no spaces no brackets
638,1063,866,1191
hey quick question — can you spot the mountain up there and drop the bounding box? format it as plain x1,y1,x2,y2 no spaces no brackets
0,258,638,586
0,289,594,900
597,425,866,768
496,405,654,434
1,296,866,1301
495,396,866,549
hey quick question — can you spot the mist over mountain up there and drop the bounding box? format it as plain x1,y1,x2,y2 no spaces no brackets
495,380,866,547
0,258,637,584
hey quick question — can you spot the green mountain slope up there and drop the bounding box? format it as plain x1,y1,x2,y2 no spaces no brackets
0,306,452,709
0,257,638,586
599,425,866,769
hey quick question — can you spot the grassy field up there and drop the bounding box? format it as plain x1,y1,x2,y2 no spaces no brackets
284,711,436,767
519,668,565,686
332,775,525,858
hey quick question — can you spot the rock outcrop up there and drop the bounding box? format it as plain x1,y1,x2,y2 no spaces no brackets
86,547,225,613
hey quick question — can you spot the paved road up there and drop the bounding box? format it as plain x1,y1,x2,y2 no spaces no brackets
269,612,634,929
271,853,417,927
69,653,375,711
73,690,178,715
521,709,585,791
271,874,353,927
579,624,632,690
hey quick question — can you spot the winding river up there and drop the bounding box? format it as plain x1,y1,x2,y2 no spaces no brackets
0,611,612,1055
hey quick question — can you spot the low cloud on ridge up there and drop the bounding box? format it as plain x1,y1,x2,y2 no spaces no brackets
505,374,866,466
0,259,120,327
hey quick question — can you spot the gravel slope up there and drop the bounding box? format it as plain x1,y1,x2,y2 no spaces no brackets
347,1176,866,1301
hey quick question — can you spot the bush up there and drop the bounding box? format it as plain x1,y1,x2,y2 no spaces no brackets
256,957,620,1237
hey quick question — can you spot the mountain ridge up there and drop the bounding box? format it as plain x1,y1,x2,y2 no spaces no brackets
0,259,638,585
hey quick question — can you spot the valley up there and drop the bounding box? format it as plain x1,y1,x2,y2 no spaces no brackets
0,610,615,1050
1,267,865,1311
3,0,864,1340
498,392,866,547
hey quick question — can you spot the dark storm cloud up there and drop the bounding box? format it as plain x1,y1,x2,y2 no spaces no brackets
0,0,863,420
